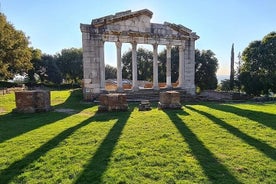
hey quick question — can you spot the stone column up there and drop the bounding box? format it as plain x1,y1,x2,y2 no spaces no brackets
183,38,196,95
178,41,185,88
99,41,105,91
116,41,123,92
166,44,172,88
132,42,138,91
153,43,159,90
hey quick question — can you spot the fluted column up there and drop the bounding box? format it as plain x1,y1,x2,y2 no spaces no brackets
153,43,159,90
99,41,105,91
132,42,138,91
116,41,123,92
178,41,185,88
166,44,172,88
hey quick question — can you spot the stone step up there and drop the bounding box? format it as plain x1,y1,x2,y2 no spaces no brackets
106,89,192,102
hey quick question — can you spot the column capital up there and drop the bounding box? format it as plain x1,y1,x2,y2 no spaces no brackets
115,41,122,48
99,40,105,47
152,43,158,48
178,40,186,50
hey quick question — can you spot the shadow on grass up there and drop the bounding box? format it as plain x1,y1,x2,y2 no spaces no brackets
74,107,133,184
203,103,276,130
186,106,276,161
0,113,96,183
0,89,91,144
164,109,241,184
0,105,133,183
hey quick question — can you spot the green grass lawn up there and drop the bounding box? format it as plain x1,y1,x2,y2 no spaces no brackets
0,90,275,184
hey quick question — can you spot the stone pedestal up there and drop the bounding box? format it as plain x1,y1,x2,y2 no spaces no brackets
14,90,51,113
98,93,128,112
138,100,151,111
158,91,182,109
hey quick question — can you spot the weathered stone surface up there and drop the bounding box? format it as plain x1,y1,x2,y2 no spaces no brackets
98,93,128,112
81,9,199,100
14,90,51,113
158,91,182,109
138,100,151,111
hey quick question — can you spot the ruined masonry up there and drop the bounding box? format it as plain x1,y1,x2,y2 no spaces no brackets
80,9,199,101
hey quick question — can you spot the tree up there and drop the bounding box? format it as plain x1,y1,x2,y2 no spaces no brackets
239,32,276,95
0,13,32,80
56,48,83,83
230,43,235,90
42,55,62,84
105,64,117,79
195,50,219,90
122,48,153,81
158,47,179,83
27,48,42,83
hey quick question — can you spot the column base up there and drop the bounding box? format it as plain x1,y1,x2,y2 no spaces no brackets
183,86,196,95
166,84,172,89
153,86,159,90
132,86,139,92
117,86,124,92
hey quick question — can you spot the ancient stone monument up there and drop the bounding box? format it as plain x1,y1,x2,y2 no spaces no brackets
98,93,128,112
14,90,51,113
158,91,182,109
80,9,199,101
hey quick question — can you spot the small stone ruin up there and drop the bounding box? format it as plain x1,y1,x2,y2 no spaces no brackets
138,100,151,111
14,90,51,113
158,91,182,109
98,93,128,112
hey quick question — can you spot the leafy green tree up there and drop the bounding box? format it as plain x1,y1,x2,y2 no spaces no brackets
56,48,83,83
195,50,218,90
0,13,32,80
105,64,117,79
27,48,42,83
158,47,179,83
122,48,153,81
239,32,276,95
42,54,62,84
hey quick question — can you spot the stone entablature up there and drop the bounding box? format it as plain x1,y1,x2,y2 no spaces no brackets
80,9,199,100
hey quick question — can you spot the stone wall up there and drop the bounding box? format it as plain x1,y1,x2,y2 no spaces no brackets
14,90,51,113
200,90,251,101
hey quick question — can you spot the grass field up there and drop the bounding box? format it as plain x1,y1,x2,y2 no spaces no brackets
0,89,275,184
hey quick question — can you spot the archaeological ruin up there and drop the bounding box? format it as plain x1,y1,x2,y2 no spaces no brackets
80,9,199,101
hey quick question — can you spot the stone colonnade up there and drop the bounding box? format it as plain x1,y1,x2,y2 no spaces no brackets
110,40,196,92
80,9,199,100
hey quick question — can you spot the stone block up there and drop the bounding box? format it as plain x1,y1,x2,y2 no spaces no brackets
139,100,151,111
98,93,128,112
14,90,51,113
158,91,182,110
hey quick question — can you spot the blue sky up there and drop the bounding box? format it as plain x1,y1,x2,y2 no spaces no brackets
1,0,276,75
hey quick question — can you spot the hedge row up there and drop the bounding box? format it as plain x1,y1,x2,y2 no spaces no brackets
0,81,80,90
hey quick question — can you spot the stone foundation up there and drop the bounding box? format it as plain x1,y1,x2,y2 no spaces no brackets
14,90,51,113
158,91,182,109
98,93,128,112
